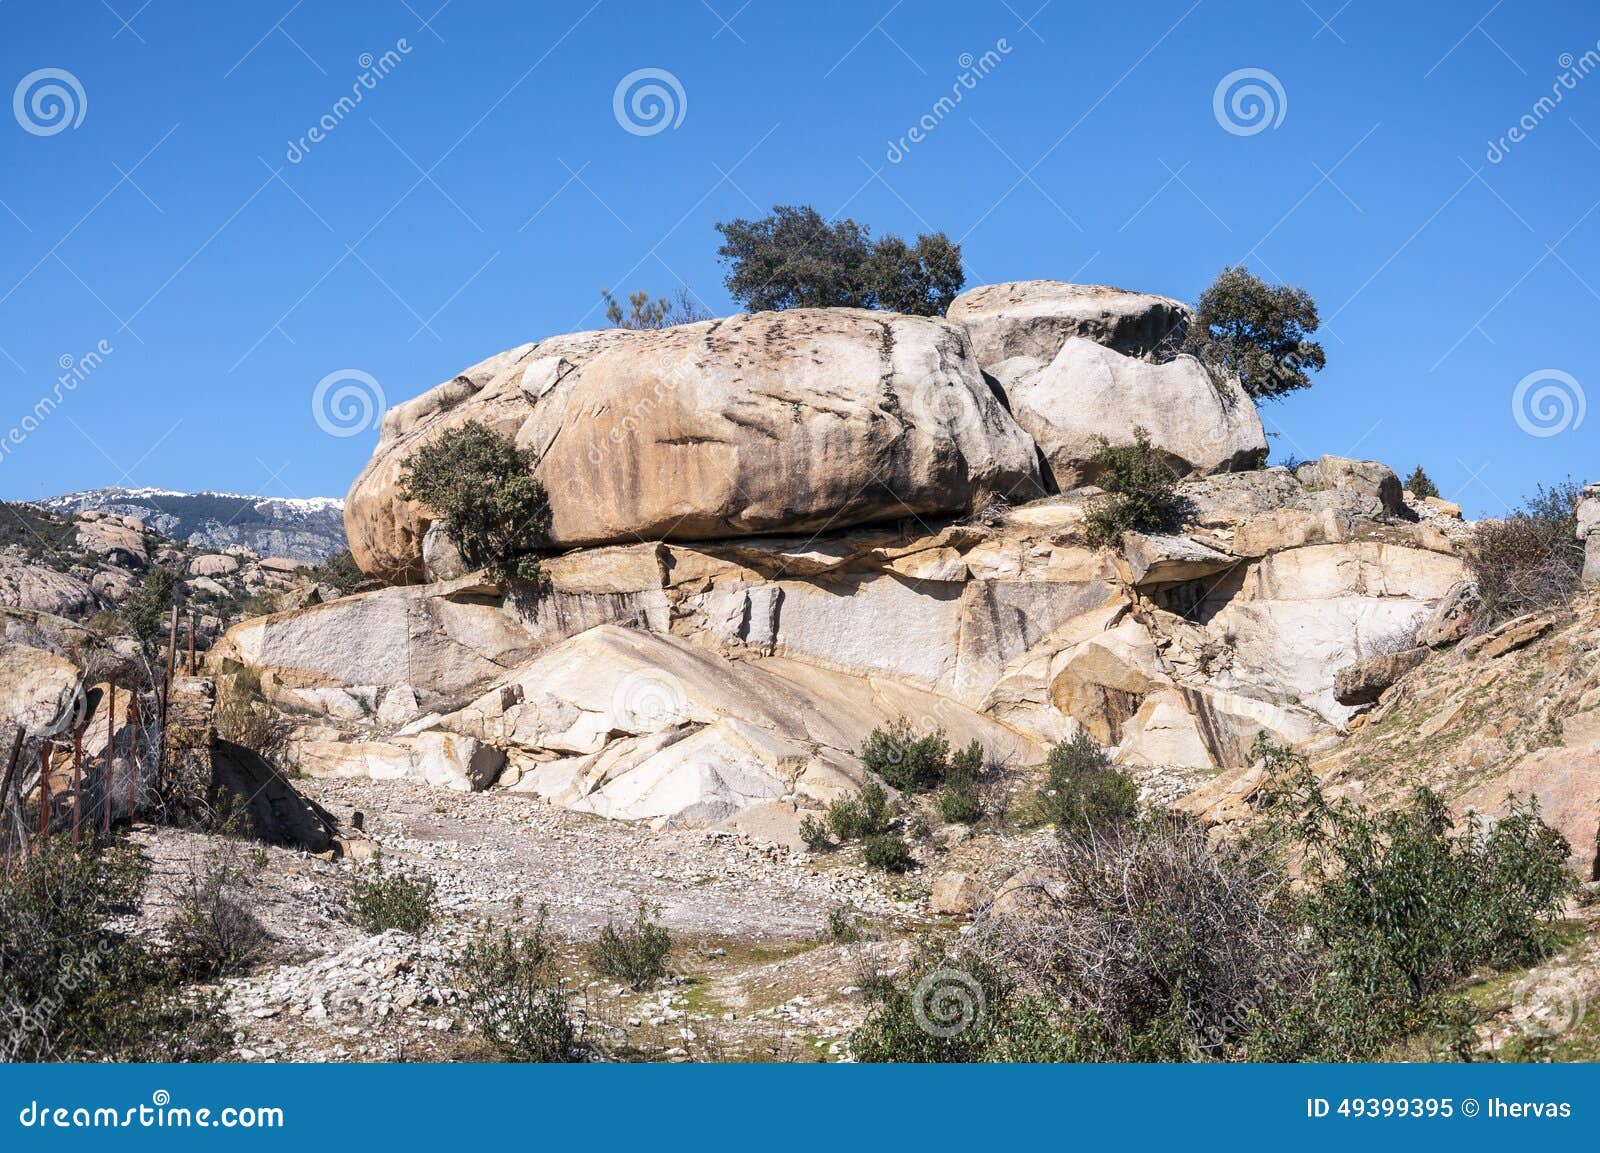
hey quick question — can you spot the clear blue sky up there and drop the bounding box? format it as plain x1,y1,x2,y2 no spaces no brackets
1,0,1594,516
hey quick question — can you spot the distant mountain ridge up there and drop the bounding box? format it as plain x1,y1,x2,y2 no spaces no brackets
37,487,347,563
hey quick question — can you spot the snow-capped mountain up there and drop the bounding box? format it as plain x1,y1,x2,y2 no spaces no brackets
37,487,347,562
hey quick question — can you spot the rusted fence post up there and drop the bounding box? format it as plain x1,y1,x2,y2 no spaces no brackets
38,743,50,838
188,610,197,675
71,723,82,846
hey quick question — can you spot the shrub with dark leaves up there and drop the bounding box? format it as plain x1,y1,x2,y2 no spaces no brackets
1082,428,1189,548
589,899,672,990
1037,730,1138,833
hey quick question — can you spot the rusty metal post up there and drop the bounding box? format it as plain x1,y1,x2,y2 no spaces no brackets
128,692,140,823
0,728,24,866
188,610,197,675
71,724,82,846
38,743,49,838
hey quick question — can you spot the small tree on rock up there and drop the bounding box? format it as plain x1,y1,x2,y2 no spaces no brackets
600,286,711,329
399,421,550,585
715,204,964,316
1404,466,1440,500
1185,266,1325,400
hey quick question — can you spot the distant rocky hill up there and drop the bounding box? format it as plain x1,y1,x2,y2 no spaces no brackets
38,488,345,563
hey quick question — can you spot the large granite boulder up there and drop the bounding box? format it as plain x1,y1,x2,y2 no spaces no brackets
947,280,1191,368
0,556,98,617
345,310,1046,578
1000,338,1267,488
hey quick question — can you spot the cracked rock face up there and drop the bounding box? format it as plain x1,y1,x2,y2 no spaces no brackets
947,279,1192,367
344,309,1046,578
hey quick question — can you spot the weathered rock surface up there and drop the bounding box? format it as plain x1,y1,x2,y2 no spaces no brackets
0,642,81,735
1578,483,1600,584
1003,338,1267,488
0,556,98,617
345,310,1045,578
1333,647,1428,706
1463,746,1600,880
947,280,1191,367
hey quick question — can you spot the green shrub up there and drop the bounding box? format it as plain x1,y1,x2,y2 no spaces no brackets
399,421,550,585
936,741,984,824
798,813,832,851
309,548,370,593
461,905,582,1062
601,286,711,329
0,835,227,1061
122,565,182,657
1082,428,1188,547
715,205,963,315
348,858,435,934
826,907,862,944
588,899,672,990
859,718,950,794
827,780,893,842
862,833,914,873
1404,466,1440,500
1184,265,1325,400
1038,730,1138,833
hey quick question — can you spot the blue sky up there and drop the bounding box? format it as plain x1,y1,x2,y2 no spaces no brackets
0,0,1594,515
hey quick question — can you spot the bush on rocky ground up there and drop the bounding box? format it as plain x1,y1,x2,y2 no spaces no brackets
462,905,583,1062
826,780,894,844
347,858,435,935
168,838,271,979
859,718,952,794
1082,428,1189,547
1405,465,1440,499
601,286,711,329
213,667,274,752
399,421,550,585
1036,730,1138,833
1467,480,1587,625
936,741,985,825
588,899,672,991
0,834,227,1061
862,833,915,874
